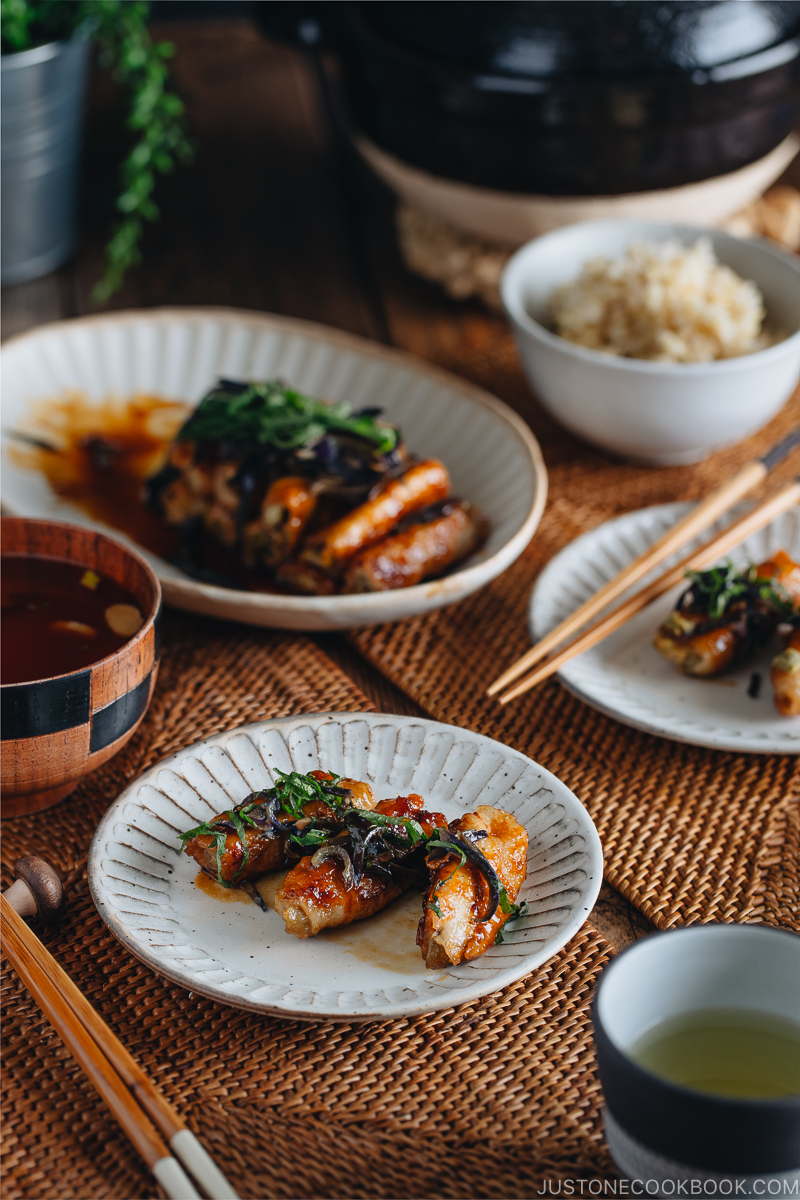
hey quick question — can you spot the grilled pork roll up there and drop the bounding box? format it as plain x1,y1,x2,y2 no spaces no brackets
181,771,375,885
275,558,338,596
275,794,447,938
185,821,285,885
144,379,407,571
760,550,800,604
300,459,450,575
654,621,740,676
242,476,317,568
417,806,528,969
772,624,800,716
275,858,405,939
317,773,376,811
343,501,488,593
145,381,491,595
156,440,211,526
654,552,800,677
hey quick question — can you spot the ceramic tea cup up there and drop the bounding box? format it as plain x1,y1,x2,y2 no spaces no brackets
592,924,800,1194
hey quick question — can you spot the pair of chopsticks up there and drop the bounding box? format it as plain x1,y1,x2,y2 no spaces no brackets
488,427,800,705
0,895,240,1200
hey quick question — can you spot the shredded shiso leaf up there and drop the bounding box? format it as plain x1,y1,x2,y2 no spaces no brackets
176,379,398,455
683,561,793,621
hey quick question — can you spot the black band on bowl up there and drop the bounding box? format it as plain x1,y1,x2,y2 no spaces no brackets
1,671,92,740
89,671,153,753
593,1000,800,1174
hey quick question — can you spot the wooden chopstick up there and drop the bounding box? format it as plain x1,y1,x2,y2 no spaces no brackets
0,895,239,1200
497,478,800,705
487,426,800,698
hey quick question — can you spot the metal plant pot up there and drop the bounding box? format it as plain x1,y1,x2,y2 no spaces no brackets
1,32,90,286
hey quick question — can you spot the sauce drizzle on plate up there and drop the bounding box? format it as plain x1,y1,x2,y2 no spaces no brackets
9,392,187,559
11,392,289,593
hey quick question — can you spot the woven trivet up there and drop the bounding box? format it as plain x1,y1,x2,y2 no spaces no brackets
351,366,800,936
1,616,615,1200
396,186,800,310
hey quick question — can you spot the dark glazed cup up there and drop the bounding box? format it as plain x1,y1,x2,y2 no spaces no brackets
1,519,161,817
592,925,800,1192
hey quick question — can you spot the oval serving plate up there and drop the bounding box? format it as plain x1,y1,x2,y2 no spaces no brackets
530,503,800,754
1,308,547,630
88,712,602,1020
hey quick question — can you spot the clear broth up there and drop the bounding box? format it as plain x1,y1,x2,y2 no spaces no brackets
1,555,142,684
629,1007,800,1099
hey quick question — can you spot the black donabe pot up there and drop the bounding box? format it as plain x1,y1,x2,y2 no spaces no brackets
591,925,800,1186
254,1,800,195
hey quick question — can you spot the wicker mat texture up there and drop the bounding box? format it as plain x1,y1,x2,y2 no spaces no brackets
351,372,800,937
1,617,615,1200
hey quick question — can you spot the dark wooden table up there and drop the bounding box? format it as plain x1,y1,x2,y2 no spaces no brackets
1,18,657,950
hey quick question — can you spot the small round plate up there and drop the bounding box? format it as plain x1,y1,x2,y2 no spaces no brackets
88,712,602,1020
530,503,800,754
0,308,547,630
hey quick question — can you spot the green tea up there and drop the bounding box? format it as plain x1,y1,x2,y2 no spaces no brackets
629,1008,800,1099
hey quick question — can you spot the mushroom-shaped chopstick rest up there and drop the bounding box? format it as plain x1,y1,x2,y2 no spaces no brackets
4,856,65,924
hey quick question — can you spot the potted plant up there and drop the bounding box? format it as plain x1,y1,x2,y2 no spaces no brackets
1,0,191,298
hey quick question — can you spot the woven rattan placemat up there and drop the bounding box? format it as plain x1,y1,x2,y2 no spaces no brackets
2,617,615,1200
352,384,800,936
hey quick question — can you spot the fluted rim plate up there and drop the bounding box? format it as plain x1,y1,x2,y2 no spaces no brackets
0,308,547,630
88,712,603,1019
530,503,800,754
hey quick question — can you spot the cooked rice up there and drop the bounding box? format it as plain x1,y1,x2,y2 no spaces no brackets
548,237,774,363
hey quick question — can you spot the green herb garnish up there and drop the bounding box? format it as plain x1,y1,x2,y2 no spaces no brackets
272,768,344,819
288,827,334,852
177,380,398,456
686,562,746,620
686,561,793,621
495,899,529,944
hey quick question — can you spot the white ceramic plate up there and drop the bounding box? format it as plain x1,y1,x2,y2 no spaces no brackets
88,712,603,1020
530,503,800,754
1,308,547,630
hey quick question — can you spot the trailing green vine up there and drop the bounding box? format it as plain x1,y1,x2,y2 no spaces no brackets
0,0,192,302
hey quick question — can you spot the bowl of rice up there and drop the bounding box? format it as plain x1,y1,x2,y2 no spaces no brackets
501,220,800,465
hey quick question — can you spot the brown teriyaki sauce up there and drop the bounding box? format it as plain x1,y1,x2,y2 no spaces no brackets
10,393,290,594
9,393,186,561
